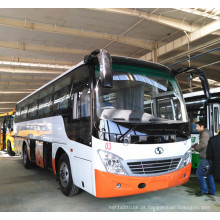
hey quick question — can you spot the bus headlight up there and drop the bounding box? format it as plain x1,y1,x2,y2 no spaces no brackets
98,150,127,175
179,149,192,168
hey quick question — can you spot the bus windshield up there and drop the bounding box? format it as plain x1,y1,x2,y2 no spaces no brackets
95,64,188,124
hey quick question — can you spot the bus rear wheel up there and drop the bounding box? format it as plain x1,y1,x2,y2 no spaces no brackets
58,153,80,196
7,140,15,156
23,143,34,169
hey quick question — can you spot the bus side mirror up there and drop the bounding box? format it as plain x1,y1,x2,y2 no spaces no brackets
173,67,210,100
84,49,113,88
97,50,113,88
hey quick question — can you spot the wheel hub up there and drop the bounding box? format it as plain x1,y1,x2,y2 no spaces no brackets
59,162,69,188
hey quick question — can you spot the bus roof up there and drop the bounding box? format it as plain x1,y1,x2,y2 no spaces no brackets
17,55,172,105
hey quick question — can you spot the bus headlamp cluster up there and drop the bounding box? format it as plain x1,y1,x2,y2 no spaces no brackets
98,150,127,175
179,149,192,168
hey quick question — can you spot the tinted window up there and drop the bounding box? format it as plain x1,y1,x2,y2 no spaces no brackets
38,87,53,117
20,106,28,121
52,76,71,114
27,93,39,119
39,95,52,116
54,87,70,111
54,76,71,93
72,65,90,87
15,105,21,123
28,101,38,119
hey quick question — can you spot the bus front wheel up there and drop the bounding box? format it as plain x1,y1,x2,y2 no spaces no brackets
58,153,80,196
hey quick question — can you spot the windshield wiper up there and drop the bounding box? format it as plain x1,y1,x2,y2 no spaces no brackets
118,125,138,143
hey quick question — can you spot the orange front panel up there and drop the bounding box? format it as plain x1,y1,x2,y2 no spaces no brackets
95,163,191,198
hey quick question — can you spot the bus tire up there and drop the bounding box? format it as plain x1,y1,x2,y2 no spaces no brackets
23,143,34,169
58,153,80,197
7,140,15,156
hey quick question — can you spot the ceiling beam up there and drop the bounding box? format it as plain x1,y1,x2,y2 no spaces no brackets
91,8,220,36
166,60,220,72
169,46,220,57
0,102,17,104
0,77,53,83
0,66,62,75
0,55,75,66
0,16,154,50
141,19,220,61
0,91,32,94
92,8,196,32
0,81,42,85
0,95,29,101
159,37,220,64
175,8,220,20
0,41,90,56
0,60,71,70
0,104,16,108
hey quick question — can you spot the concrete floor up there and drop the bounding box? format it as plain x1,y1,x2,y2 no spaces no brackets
0,150,220,212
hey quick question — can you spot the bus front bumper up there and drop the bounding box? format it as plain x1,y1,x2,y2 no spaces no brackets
95,163,191,198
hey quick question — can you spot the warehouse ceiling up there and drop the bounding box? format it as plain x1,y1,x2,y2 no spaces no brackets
0,8,220,113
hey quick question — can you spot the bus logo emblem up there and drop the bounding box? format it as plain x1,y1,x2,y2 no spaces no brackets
155,147,164,155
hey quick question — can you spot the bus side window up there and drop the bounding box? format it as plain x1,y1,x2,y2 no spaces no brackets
28,101,38,119
20,106,28,122
38,87,53,118
39,95,52,117
15,105,21,123
53,87,70,112
53,75,71,115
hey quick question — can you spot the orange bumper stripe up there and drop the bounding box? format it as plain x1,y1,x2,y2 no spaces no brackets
95,163,191,198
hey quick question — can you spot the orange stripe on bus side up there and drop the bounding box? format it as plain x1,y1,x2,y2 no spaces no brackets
52,158,56,174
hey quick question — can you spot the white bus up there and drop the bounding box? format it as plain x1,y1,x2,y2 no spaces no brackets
13,50,192,198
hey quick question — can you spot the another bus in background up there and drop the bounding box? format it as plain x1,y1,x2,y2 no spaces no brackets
0,110,15,156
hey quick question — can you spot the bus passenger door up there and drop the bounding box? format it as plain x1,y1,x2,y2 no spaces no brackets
71,85,93,194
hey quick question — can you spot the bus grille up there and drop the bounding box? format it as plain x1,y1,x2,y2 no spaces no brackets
127,158,181,175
